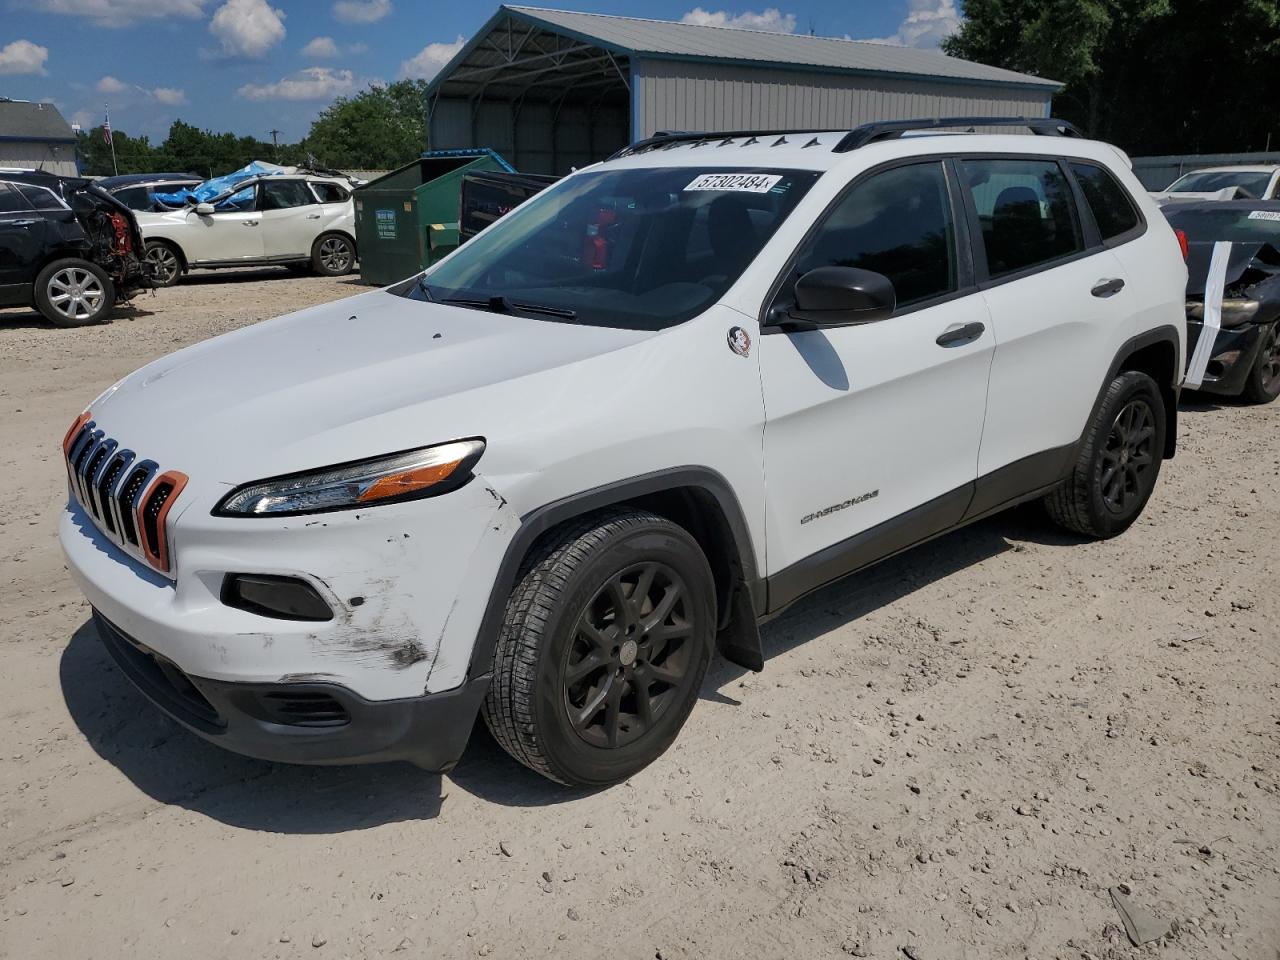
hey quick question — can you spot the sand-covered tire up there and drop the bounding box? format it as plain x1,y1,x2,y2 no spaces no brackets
482,509,715,787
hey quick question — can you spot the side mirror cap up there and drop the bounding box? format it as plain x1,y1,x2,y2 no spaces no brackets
194,202,215,215
777,266,896,330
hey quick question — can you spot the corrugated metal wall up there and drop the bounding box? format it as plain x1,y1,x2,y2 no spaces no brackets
1131,152,1280,191
0,142,78,177
632,58,1052,138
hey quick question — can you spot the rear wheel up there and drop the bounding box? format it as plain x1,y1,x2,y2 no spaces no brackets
311,233,355,276
1242,322,1280,404
1044,370,1165,538
143,240,182,287
483,509,715,786
34,259,115,327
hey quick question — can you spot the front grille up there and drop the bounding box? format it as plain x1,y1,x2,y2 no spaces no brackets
258,691,351,728
65,417,185,575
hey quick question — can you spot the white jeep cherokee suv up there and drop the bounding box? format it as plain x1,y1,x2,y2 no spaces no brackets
60,118,1187,787
136,173,357,286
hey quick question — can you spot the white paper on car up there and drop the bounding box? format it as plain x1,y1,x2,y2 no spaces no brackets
1246,210,1280,221
684,173,783,193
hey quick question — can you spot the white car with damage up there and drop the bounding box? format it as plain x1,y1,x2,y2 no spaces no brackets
60,117,1187,786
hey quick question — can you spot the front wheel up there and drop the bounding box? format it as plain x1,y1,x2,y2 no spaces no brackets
1242,322,1280,404
34,259,115,327
144,241,182,287
311,233,355,276
1044,370,1166,538
483,509,715,787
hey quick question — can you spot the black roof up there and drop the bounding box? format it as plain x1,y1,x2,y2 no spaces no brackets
0,99,76,142
0,169,86,189
96,172,202,188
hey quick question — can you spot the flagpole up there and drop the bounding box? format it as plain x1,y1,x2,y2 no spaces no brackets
105,103,118,176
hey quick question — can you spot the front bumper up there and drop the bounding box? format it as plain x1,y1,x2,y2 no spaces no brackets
1185,319,1269,395
94,610,490,768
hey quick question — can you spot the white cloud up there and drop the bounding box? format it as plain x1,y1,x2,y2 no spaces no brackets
0,39,50,75
238,66,358,100
864,0,961,48
96,74,127,93
30,0,207,26
151,86,187,105
399,35,464,80
208,0,286,59
332,0,390,24
680,7,796,33
301,35,339,58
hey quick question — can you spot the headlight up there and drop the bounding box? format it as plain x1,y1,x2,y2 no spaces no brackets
215,439,485,517
1186,298,1260,328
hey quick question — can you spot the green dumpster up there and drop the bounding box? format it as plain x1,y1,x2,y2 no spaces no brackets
353,149,514,286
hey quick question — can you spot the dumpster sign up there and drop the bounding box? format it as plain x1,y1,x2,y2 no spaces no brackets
375,209,397,240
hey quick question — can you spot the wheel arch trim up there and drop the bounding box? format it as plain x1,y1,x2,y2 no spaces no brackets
465,467,761,681
1099,324,1182,459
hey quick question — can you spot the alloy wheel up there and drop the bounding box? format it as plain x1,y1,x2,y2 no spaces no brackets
1099,398,1155,515
563,562,696,749
47,267,105,322
145,245,179,284
319,237,352,273
1259,324,1280,394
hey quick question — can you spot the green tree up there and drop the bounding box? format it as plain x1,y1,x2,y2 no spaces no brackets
301,79,428,169
943,0,1280,155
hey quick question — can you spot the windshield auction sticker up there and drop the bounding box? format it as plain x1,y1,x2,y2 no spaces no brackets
1247,210,1280,221
684,173,783,193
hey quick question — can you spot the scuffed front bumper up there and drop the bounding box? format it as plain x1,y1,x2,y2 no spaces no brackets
1185,319,1269,395
94,610,488,768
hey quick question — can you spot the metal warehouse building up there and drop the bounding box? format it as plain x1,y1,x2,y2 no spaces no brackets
425,5,1061,174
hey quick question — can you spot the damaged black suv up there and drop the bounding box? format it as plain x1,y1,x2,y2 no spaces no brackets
0,171,154,327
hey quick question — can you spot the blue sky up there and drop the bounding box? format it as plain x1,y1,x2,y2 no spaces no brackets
0,0,961,143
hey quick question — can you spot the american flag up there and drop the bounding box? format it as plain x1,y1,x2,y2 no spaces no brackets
103,108,113,146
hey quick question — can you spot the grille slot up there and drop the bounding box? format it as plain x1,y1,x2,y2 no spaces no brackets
141,480,176,559
94,452,130,534
259,691,350,728
116,464,152,546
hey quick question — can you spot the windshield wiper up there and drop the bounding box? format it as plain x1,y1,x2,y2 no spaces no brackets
441,294,576,320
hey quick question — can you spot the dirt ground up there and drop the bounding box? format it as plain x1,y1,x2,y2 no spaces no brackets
1,270,1277,960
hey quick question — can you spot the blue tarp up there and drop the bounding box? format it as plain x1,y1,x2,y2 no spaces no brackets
153,160,289,208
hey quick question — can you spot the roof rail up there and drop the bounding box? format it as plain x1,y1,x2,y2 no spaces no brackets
610,128,845,159
832,116,1082,152
609,116,1083,161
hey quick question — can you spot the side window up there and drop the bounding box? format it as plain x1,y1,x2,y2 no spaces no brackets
261,180,315,210
0,182,32,214
310,182,349,204
14,183,65,211
113,186,149,210
961,158,1083,278
215,184,258,212
1070,162,1140,242
791,161,957,309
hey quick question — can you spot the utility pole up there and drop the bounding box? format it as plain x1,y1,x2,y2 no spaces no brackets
269,128,281,159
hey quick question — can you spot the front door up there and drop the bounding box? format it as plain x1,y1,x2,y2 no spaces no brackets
186,184,264,264
258,179,321,260
759,160,993,605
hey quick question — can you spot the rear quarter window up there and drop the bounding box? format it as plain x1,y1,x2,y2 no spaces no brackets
1070,162,1141,242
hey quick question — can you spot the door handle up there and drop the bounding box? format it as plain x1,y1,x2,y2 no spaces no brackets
243,220,260,226
935,321,986,347
8,218,38,227
1091,277,1125,298
305,213,321,219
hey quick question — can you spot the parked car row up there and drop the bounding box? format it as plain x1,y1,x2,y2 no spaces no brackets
0,163,361,327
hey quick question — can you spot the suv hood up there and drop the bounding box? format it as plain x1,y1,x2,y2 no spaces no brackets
88,289,654,489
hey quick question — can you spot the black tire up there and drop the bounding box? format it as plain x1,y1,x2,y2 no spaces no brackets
1044,370,1166,538
33,258,115,328
143,240,182,287
1242,322,1280,404
311,233,355,276
482,509,716,787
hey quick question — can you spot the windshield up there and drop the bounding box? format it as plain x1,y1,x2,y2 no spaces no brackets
409,166,820,330
1163,206,1280,243
1167,170,1273,197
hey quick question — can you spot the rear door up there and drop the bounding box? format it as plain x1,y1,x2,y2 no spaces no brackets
758,159,993,598
258,179,321,259
0,182,47,302
959,155,1133,497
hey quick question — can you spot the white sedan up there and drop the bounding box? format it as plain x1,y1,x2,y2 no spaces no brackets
136,174,357,286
